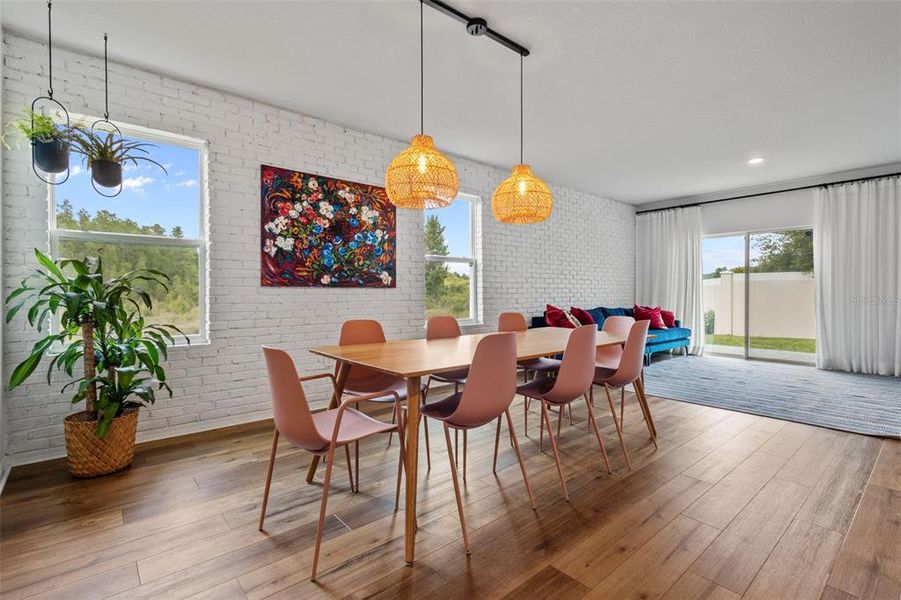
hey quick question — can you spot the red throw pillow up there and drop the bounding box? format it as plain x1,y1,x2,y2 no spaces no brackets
545,304,576,328
634,304,668,329
660,309,676,328
570,306,595,326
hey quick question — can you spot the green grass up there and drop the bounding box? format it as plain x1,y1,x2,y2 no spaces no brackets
706,334,816,353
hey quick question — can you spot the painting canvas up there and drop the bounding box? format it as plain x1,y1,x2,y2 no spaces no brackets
260,165,396,287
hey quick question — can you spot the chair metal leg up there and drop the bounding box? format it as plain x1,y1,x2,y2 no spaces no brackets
557,404,564,439
463,430,468,482
443,424,471,554
505,408,536,510
584,394,611,474
258,429,279,531
493,416,502,473
423,412,431,471
568,402,574,426
354,440,359,493
310,443,336,581
345,444,355,493
620,387,625,426
395,411,406,511
603,384,631,470
541,400,570,501
634,378,658,447
387,405,396,447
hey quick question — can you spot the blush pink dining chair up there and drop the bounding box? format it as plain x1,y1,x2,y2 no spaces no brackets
259,347,404,581
338,320,429,473
591,319,655,471
423,316,470,466
420,332,535,553
497,311,566,437
516,325,612,501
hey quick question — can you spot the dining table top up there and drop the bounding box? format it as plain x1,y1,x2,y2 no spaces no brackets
309,326,640,378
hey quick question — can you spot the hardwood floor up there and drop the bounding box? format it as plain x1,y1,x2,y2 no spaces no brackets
1,393,897,599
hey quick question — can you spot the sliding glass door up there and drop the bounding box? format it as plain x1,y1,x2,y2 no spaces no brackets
702,229,815,363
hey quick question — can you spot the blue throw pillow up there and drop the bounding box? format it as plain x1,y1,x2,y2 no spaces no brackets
600,306,626,318
586,307,606,330
623,307,634,317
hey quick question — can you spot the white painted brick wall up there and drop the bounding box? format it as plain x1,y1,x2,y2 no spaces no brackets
1,32,635,464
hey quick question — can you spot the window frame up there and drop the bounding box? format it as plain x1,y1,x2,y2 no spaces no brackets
424,192,480,327
48,118,210,345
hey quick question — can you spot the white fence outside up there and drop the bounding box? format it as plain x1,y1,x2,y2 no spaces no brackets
703,271,816,339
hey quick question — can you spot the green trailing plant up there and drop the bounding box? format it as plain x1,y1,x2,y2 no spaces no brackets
68,127,168,172
3,107,71,149
5,249,187,437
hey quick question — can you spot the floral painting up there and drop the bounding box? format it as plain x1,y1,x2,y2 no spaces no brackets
260,165,396,287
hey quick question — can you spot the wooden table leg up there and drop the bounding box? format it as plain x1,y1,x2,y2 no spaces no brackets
404,376,421,565
306,361,350,483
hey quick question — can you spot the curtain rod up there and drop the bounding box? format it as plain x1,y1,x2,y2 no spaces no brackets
635,171,901,215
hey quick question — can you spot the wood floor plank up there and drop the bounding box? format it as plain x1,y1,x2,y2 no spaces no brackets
690,477,811,594
553,474,711,588
501,565,591,600
820,585,860,600
796,435,882,533
869,439,901,491
776,427,850,488
682,449,789,529
585,515,719,600
660,571,740,600
39,562,141,600
744,519,844,600
826,484,901,600
682,418,785,484
757,421,817,458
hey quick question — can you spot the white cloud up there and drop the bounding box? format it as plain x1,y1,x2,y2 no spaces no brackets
122,162,139,172
70,165,84,177
176,178,198,188
174,170,185,177
122,175,155,191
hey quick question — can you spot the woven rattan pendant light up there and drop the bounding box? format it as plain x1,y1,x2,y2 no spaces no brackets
385,1,458,209
492,54,552,224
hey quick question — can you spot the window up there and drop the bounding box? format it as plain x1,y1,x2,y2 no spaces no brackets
424,194,479,324
50,121,208,342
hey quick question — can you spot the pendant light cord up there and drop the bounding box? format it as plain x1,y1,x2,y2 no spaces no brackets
520,53,524,164
103,34,110,120
46,1,54,98
420,0,424,135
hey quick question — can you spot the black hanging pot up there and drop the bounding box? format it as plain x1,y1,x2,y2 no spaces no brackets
33,138,70,174
91,159,123,188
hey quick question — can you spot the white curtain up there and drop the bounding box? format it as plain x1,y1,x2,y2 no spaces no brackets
814,177,901,376
636,206,704,354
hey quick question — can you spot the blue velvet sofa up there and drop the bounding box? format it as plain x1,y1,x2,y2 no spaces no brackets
530,306,691,364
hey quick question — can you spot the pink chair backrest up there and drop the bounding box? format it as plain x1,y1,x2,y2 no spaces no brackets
262,347,327,451
605,320,650,387
447,332,517,427
426,315,462,340
596,315,635,364
498,312,527,332
339,320,401,393
545,325,597,404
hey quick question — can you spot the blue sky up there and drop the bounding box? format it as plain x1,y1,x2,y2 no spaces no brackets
425,199,471,257
57,138,201,238
703,235,763,274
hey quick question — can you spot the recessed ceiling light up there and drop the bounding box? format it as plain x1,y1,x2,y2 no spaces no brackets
747,157,765,165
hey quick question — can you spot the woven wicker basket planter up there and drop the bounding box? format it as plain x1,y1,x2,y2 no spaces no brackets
63,408,139,478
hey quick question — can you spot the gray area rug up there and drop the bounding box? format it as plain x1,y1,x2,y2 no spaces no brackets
643,355,900,438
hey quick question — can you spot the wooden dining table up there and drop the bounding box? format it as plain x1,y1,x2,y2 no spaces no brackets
308,326,653,565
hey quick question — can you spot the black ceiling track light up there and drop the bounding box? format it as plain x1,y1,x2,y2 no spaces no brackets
421,0,530,56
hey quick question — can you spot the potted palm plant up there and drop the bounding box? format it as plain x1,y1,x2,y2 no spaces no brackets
68,127,168,188
8,108,72,174
5,249,187,477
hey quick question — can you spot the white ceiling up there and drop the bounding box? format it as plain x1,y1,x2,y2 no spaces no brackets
3,0,899,204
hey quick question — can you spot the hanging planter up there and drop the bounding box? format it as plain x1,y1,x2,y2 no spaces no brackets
68,34,167,196
21,1,72,184
69,127,168,194
90,158,122,187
